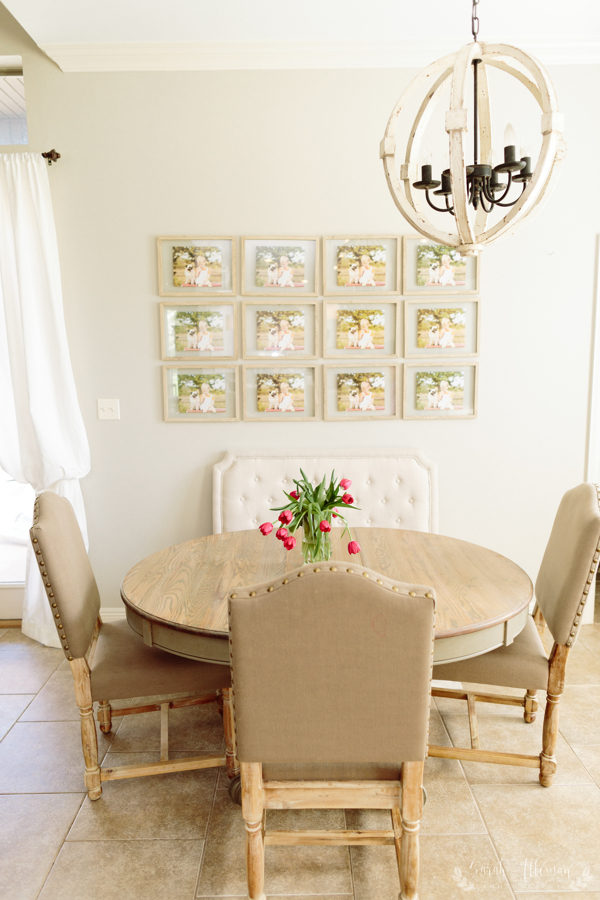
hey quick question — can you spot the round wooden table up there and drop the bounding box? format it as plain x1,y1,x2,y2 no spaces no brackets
120,528,533,665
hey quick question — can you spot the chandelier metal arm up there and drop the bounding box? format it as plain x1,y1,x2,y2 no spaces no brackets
492,181,527,208
425,191,453,214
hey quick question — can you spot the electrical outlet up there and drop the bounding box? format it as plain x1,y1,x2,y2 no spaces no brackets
97,399,120,420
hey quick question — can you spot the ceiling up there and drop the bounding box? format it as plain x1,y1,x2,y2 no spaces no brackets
3,0,600,71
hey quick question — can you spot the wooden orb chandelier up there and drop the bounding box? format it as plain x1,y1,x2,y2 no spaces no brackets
380,0,565,254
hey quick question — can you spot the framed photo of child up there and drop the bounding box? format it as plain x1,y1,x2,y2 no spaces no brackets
322,236,399,295
242,301,318,359
243,365,319,421
157,237,236,296
241,237,319,296
324,365,399,420
163,365,239,422
404,299,479,357
160,301,237,360
403,363,478,419
403,236,479,295
323,300,398,358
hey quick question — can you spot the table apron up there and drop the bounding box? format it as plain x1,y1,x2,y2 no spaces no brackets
126,604,529,666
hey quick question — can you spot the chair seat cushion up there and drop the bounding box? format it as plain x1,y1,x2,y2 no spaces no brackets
263,762,401,781
90,620,230,701
432,616,549,690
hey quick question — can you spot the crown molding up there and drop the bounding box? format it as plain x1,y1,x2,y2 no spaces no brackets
40,39,600,73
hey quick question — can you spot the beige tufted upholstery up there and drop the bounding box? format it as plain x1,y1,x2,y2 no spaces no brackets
212,449,438,534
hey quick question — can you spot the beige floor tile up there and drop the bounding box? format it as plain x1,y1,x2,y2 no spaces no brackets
109,701,224,753
471,783,600,892
515,894,600,898
0,793,84,900
19,660,79,721
559,685,600,745
196,790,352,897
68,755,218,840
38,839,204,900
351,833,514,899
570,744,600,786
345,756,485,837
0,720,112,793
441,709,593,785
0,631,63,693
0,693,34,739
197,897,352,899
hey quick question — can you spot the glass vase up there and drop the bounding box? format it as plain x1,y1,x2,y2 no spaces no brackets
301,522,332,564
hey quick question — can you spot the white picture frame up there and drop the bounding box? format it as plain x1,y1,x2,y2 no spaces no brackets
404,299,479,358
323,300,399,358
322,235,400,295
403,362,478,419
162,365,239,422
242,300,318,360
403,236,479,295
157,236,236,296
241,237,319,296
242,364,320,421
324,364,400,420
160,301,237,360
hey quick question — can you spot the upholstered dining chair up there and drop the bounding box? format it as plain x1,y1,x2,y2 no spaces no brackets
429,482,600,787
30,491,234,800
228,562,436,900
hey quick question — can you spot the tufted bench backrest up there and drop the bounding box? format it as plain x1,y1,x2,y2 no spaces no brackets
212,450,438,534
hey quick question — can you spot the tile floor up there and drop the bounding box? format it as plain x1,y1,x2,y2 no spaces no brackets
1,623,600,900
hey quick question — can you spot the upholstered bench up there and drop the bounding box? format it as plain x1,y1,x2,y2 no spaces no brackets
212,450,438,534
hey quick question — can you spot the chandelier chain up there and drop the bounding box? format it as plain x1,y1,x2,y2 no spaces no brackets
471,0,480,41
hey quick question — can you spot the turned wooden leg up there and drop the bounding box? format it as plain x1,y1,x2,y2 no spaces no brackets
97,699,113,733
78,702,102,799
399,761,424,900
539,690,561,786
222,687,240,780
241,762,266,900
524,690,538,724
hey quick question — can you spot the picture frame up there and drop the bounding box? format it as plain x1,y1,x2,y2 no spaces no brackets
241,237,319,296
157,236,236,296
324,364,399,420
404,299,479,358
323,300,399,358
403,362,478,419
162,365,239,422
322,235,399,295
242,365,320,421
403,236,479,295
242,300,318,360
160,301,237,360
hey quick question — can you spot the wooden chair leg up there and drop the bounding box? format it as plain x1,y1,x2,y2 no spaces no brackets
400,761,424,900
222,687,239,779
524,689,538,723
97,699,112,733
241,762,266,900
78,702,102,799
539,690,561,787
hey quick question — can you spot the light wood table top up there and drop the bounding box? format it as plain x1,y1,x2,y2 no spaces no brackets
121,527,533,665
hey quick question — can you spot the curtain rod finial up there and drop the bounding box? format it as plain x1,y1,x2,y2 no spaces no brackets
41,149,61,165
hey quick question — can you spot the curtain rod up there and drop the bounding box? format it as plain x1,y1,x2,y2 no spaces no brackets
41,149,61,165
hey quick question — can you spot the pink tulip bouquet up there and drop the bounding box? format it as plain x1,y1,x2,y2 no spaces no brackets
258,469,360,563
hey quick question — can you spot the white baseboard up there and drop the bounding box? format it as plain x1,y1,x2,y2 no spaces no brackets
100,606,127,622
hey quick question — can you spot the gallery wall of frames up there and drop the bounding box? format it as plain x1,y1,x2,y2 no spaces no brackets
157,235,480,423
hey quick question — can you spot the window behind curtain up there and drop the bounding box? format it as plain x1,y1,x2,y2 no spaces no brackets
0,56,28,146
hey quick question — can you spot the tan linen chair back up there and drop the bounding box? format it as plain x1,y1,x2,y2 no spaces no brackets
30,492,101,660
535,483,600,646
229,563,435,764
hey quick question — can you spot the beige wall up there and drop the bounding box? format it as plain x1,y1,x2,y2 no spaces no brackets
1,4,597,610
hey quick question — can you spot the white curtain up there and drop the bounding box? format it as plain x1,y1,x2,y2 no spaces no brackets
0,153,90,647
